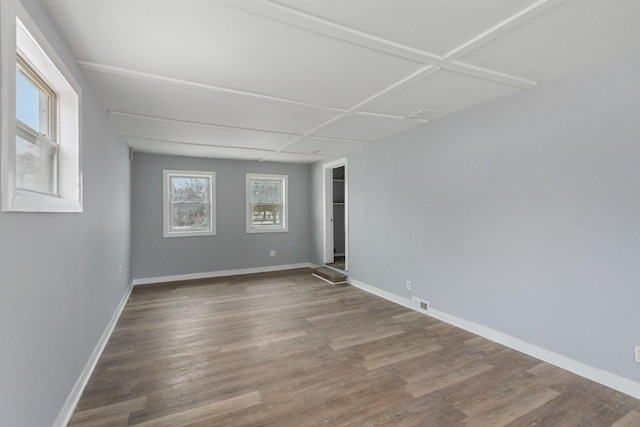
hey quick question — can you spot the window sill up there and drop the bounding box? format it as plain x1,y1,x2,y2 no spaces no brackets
2,189,82,213
163,230,216,238
246,227,288,234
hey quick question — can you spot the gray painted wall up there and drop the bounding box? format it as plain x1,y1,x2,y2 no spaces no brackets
131,153,310,280
0,1,132,426
312,48,640,384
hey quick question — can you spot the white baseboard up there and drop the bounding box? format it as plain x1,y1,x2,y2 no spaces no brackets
311,273,348,285
348,277,640,400
53,281,134,427
132,262,312,286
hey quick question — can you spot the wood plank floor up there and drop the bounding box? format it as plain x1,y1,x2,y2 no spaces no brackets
68,269,640,426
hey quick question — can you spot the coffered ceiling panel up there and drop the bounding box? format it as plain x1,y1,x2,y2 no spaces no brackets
260,152,332,163
85,71,337,135
41,0,640,163
364,69,519,119
460,0,640,81
44,0,420,109
271,0,539,56
125,137,269,161
111,113,295,151
313,116,422,142
285,137,370,156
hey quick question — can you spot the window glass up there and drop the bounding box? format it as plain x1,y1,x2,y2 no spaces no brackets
251,178,283,227
169,176,211,232
16,68,41,131
246,174,288,233
163,170,216,237
16,57,53,138
16,133,55,194
15,56,57,195
2,4,82,212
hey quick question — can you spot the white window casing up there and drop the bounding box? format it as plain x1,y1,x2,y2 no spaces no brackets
1,0,82,212
246,173,288,233
163,169,216,238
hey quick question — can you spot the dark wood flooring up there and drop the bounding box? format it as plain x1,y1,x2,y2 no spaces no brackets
68,268,640,426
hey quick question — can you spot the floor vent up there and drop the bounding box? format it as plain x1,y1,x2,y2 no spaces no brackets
312,267,348,285
412,297,430,313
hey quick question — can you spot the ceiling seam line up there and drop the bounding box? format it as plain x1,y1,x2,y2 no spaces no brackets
123,135,278,152
219,0,539,87
80,61,350,114
110,110,372,144
443,0,566,61
275,115,348,153
108,111,304,138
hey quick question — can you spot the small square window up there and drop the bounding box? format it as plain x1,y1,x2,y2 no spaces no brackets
163,170,216,238
246,173,288,233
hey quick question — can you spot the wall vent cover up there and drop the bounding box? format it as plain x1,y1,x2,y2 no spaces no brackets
412,297,430,313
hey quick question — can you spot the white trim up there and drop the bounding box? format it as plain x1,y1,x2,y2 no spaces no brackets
322,158,348,270
1,0,82,213
442,0,565,61
218,0,541,89
246,173,288,233
347,277,640,400
162,169,216,238
53,281,133,427
132,262,311,286
348,277,413,310
312,273,348,285
323,164,333,264
80,60,348,115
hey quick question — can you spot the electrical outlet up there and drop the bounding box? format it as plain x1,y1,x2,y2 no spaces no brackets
635,346,640,363
406,281,411,291
269,250,276,257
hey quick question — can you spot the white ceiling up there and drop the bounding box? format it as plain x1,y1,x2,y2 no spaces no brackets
42,0,640,163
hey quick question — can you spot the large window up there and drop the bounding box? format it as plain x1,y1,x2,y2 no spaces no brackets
246,173,288,233
1,1,82,212
163,170,216,238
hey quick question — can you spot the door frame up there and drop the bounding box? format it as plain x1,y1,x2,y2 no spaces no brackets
323,158,348,270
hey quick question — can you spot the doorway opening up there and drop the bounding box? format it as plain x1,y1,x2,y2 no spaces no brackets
323,158,348,272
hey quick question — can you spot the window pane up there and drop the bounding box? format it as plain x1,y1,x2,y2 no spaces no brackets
171,203,210,230
16,68,50,136
171,176,209,203
16,134,55,194
251,179,282,203
252,203,282,226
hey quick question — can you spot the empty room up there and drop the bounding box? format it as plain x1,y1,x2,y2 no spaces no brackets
2,0,640,426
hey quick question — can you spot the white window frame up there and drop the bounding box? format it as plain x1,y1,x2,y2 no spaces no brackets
1,0,82,212
163,169,216,238
16,53,58,195
246,173,288,234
